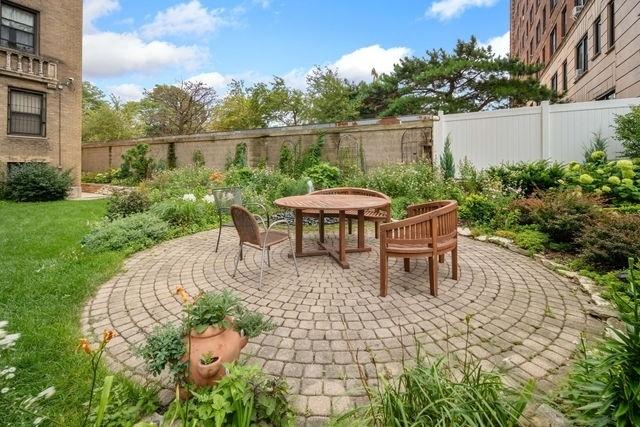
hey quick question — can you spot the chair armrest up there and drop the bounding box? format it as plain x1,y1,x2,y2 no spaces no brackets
245,202,271,227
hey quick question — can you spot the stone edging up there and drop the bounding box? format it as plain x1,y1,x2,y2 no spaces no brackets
457,227,618,320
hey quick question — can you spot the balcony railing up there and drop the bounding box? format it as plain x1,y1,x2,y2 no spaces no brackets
0,48,58,83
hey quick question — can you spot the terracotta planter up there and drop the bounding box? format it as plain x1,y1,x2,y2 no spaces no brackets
182,323,248,388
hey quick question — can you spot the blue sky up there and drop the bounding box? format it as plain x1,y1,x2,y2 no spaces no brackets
83,0,510,101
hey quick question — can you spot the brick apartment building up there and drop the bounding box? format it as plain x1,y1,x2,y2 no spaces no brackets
0,0,82,196
510,0,640,102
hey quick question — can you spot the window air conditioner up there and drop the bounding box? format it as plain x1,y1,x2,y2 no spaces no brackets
573,5,583,17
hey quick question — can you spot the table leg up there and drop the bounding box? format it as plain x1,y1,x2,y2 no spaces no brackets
295,208,303,256
319,210,325,243
357,209,365,249
339,210,347,265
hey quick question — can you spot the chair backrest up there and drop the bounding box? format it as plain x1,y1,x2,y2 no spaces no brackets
230,205,261,246
407,201,452,217
212,187,242,211
381,200,458,250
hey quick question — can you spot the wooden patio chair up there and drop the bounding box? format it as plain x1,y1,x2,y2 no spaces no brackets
230,205,299,286
379,200,458,297
301,187,391,240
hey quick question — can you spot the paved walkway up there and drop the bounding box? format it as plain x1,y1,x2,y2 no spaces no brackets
82,228,598,423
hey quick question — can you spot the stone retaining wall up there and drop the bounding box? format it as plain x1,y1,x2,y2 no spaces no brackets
81,116,435,172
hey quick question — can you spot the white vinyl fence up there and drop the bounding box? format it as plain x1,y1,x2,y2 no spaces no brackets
432,97,640,170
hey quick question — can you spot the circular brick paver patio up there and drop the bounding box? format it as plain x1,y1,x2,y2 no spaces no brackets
83,228,596,422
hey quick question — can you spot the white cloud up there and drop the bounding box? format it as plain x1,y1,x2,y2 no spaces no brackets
427,0,499,20
83,32,204,78
109,83,144,101
281,68,309,90
481,31,510,57
188,72,233,92
140,1,227,39
330,45,411,83
84,0,120,34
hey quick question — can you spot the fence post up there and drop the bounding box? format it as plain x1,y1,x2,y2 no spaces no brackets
540,101,551,160
432,111,445,162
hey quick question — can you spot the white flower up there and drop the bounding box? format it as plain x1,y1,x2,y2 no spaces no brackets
0,320,7,329
1,387,9,394
0,333,20,349
36,387,55,399
33,417,43,425
202,194,216,204
182,193,197,202
5,373,15,379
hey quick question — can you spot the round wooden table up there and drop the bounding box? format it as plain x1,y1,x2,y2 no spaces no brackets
274,194,390,269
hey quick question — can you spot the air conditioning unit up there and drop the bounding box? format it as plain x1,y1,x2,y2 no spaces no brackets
573,5,584,17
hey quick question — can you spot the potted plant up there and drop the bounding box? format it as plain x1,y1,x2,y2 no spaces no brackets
136,289,274,392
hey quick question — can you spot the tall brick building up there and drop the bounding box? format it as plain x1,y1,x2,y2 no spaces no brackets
510,0,640,102
0,0,82,196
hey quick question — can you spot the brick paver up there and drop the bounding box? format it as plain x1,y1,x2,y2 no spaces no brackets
82,228,596,423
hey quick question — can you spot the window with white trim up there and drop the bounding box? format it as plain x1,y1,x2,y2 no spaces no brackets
0,2,36,53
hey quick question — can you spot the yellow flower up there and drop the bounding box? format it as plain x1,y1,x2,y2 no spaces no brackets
78,338,92,354
176,285,190,304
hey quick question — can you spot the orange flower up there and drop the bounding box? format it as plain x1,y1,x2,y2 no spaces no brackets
102,330,117,344
176,285,190,304
209,171,224,184
77,338,92,354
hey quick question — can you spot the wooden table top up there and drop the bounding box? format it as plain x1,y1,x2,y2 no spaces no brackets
274,194,390,211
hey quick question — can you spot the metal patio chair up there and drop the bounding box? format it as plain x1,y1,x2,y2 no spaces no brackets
230,205,299,286
212,187,270,252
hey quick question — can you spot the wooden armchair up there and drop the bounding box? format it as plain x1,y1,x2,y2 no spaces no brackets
379,201,458,297
301,187,391,240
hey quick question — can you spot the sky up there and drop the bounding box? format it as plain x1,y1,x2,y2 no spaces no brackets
83,0,510,101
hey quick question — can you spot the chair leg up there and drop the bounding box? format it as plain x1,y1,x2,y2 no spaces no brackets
439,254,445,263
380,255,389,297
215,224,222,252
288,233,299,277
374,222,379,239
452,246,459,280
319,211,325,243
233,243,242,277
348,218,353,235
404,258,411,272
267,248,271,267
428,256,438,297
259,244,267,286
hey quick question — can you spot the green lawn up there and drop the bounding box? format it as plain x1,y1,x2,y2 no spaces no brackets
0,200,143,425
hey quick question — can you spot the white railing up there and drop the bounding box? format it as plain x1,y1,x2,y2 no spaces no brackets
0,47,58,82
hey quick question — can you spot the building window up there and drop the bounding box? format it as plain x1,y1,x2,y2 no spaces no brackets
551,73,558,92
0,3,36,53
561,7,567,36
593,16,601,56
8,89,45,136
576,35,588,76
536,22,540,43
542,7,546,30
550,0,557,9
562,60,568,91
608,1,615,49
550,27,557,55
596,88,616,100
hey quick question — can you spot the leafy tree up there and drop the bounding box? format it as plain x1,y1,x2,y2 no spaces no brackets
82,81,108,113
360,37,557,116
440,135,455,179
264,77,307,126
82,95,143,143
140,80,217,136
121,143,154,182
614,106,640,158
304,67,361,123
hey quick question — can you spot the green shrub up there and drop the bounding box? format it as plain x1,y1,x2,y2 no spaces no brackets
135,324,186,381
460,194,497,225
167,142,177,169
223,167,291,204
192,150,205,167
120,144,154,183
513,229,549,253
164,363,294,427
513,189,602,248
582,132,609,163
486,160,564,196
563,158,640,204
278,142,296,176
82,169,123,184
150,198,217,231
391,196,422,219
184,290,240,333
303,162,341,189
225,142,248,170
81,212,170,252
336,335,532,426
439,135,455,179
458,158,487,194
143,166,214,202
560,260,640,425
614,105,640,158
105,189,150,219
279,177,310,197
579,213,640,272
5,163,72,202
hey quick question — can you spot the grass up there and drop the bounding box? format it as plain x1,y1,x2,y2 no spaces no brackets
0,199,147,425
